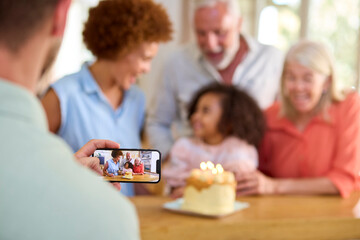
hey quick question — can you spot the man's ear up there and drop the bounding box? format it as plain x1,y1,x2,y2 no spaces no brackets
52,0,72,37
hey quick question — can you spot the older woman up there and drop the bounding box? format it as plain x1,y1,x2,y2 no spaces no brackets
133,158,144,175
237,40,360,198
41,0,172,196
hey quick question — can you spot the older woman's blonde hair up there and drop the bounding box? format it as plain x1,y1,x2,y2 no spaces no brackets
280,40,345,119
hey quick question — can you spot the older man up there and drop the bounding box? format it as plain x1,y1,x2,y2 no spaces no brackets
121,152,135,169
0,0,139,239
147,0,283,157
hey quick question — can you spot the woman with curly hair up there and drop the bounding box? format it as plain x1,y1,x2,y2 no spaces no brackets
41,0,172,196
163,82,265,198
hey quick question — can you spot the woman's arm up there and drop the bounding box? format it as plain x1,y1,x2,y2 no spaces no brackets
236,171,339,196
325,93,360,197
41,88,61,133
103,162,113,177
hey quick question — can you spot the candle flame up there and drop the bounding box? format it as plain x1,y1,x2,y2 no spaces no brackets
206,161,214,170
200,162,207,171
212,168,218,174
216,164,224,174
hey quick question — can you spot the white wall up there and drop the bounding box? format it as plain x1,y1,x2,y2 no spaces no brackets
138,0,189,109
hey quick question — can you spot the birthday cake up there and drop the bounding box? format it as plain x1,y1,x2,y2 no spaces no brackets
181,162,236,215
124,171,133,179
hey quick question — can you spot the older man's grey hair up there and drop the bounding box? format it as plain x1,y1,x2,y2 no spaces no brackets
193,0,241,18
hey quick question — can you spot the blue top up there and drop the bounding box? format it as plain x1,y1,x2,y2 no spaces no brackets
52,62,145,196
107,159,120,176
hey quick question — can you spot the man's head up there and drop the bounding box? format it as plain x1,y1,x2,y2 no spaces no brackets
0,0,71,91
126,152,131,160
193,0,242,70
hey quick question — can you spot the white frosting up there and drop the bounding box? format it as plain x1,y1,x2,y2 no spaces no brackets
181,171,236,215
182,183,235,215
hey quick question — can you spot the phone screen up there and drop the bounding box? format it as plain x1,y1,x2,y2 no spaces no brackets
93,148,161,183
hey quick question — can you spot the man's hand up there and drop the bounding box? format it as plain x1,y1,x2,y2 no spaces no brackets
74,139,121,191
74,139,120,159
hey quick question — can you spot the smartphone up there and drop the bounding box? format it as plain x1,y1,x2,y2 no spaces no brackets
92,148,161,183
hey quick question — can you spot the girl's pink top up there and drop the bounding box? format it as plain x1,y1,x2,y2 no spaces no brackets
163,136,258,187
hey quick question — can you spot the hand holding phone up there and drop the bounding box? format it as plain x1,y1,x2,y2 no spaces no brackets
93,148,161,183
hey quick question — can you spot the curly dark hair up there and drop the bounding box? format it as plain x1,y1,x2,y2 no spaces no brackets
111,149,123,158
188,83,265,147
83,0,172,60
124,162,134,169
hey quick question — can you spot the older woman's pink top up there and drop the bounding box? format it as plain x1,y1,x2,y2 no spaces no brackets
259,93,360,198
163,136,258,188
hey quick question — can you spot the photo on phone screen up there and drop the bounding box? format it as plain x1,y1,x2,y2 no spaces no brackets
93,148,161,183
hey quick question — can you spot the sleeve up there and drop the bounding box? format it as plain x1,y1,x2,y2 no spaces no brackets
220,139,259,174
162,138,192,188
326,93,360,198
146,60,179,157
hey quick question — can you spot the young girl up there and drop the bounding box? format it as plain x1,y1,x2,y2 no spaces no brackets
122,162,134,175
163,83,265,198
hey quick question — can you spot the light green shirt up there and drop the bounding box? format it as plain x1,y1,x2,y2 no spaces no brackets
0,79,140,240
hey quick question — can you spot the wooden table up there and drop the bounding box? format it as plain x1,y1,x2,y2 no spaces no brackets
103,172,159,182
131,192,360,240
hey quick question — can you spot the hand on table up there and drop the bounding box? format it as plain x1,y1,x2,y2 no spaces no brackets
236,170,277,196
170,186,185,199
74,139,121,191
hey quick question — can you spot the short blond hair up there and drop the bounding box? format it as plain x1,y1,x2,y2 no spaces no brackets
280,40,345,119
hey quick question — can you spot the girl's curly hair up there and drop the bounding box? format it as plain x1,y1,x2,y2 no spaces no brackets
83,0,172,60
188,83,266,147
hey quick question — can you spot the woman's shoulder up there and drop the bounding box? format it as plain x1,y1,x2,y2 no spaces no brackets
264,102,281,117
263,102,283,128
51,72,84,100
331,91,360,113
52,70,83,89
342,91,360,106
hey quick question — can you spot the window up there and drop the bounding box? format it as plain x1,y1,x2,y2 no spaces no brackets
244,0,360,89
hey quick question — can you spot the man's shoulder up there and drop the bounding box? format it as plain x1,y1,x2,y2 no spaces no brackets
245,35,283,59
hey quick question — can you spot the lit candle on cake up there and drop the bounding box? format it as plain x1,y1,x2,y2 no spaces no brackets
200,162,207,171
216,164,224,174
198,162,226,183
206,161,214,170
182,161,236,215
